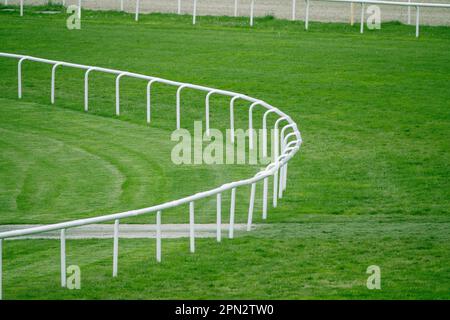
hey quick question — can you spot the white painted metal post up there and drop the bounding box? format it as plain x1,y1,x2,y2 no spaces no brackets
292,0,296,21
78,0,81,19
247,183,256,231
116,73,127,116
178,0,181,14
84,68,95,112
234,0,238,17
120,0,124,11
416,6,420,38
360,3,365,34
156,211,161,262
146,79,158,124
250,0,254,27
189,201,195,253
135,0,140,21
0,239,2,301
20,0,23,17
216,193,222,242
278,165,284,198
262,177,268,219
229,188,236,239
176,85,187,130
351,3,355,26
305,0,310,30
193,0,197,25
51,64,61,105
113,219,119,277
18,58,26,99
408,0,411,25
60,229,66,288
230,96,238,144
205,91,215,136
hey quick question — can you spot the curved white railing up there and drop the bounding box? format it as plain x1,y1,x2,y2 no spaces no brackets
0,52,302,299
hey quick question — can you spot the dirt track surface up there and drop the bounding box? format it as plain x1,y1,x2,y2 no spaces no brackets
6,0,450,26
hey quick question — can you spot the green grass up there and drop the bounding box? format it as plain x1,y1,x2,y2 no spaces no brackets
0,6,449,299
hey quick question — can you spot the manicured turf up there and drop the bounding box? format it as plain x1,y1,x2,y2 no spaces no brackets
0,5,449,299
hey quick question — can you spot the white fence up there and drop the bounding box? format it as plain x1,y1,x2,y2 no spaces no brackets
5,0,450,37
0,52,302,299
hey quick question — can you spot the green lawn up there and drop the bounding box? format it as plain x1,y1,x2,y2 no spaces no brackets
0,5,449,299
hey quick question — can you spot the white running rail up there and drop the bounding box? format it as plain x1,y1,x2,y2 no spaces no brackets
0,52,302,300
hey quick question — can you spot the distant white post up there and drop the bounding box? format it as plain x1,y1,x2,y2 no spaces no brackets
360,2,365,34
292,0,296,21
229,188,236,239
216,193,222,242
350,3,355,26
135,0,140,21
178,0,181,14
0,239,3,301
51,63,62,105
250,0,254,26
20,0,23,16
78,0,81,19
305,0,310,30
415,6,420,38
234,0,238,17
113,219,119,277
156,211,161,262
120,0,124,11
408,0,411,25
262,177,268,219
247,183,256,231
189,201,195,253
60,229,66,288
193,0,197,25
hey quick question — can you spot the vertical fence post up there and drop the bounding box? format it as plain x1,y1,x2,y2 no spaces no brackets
176,85,186,130
116,73,127,116
292,0,296,21
18,58,26,99
350,3,355,26
305,0,310,30
262,177,268,219
156,211,161,262
415,6,420,38
247,183,256,231
250,0,254,26
120,0,124,11
229,188,236,239
234,0,238,17
146,79,158,124
113,219,119,277
20,0,23,17
178,0,181,14
193,0,197,25
408,0,411,25
84,68,95,112
135,0,140,21
60,229,66,288
0,239,2,301
189,201,195,253
51,64,60,105
360,2,365,34
278,165,284,199
230,96,238,144
205,91,214,136
216,193,222,242
78,0,81,19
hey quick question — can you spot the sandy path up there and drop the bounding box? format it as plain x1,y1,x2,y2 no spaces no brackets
0,223,251,239
4,0,450,26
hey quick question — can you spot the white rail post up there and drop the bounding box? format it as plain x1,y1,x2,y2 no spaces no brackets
146,79,158,124
262,177,268,219
0,239,2,301
278,165,284,198
234,0,238,17
20,0,23,17
189,201,195,253
408,0,411,25
51,63,61,105
113,219,119,277
250,0,254,27
178,0,181,14
205,91,215,136
78,0,81,19
292,0,296,21
360,2,365,34
230,96,238,144
60,229,66,288
305,0,310,30
156,211,161,262
193,0,197,25
229,188,236,239
415,6,420,38
116,73,127,116
176,85,187,130
273,169,278,208
247,183,256,231
120,0,124,12
18,57,27,99
84,68,95,112
135,0,140,21
216,193,222,242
